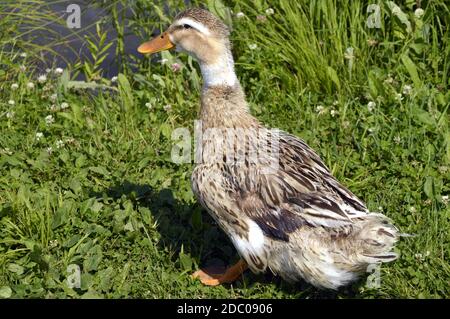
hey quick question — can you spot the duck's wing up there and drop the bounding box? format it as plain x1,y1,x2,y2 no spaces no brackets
233,131,370,242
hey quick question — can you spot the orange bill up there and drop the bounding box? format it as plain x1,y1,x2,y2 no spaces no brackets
137,32,174,54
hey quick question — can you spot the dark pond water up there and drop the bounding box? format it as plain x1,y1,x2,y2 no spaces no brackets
26,0,190,79
24,1,135,78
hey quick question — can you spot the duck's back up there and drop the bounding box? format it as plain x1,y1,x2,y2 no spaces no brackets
191,124,399,289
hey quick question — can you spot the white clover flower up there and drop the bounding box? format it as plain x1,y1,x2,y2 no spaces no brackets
438,166,448,173
442,195,449,205
378,206,383,211
396,93,403,101
49,239,59,248
111,76,118,83
8,100,15,106
20,52,27,58
54,67,64,75
391,6,402,16
56,140,64,149
38,74,47,83
11,83,19,90
45,68,52,73
344,47,354,60
36,132,44,141
409,206,417,213
43,84,52,92
236,12,245,18
6,111,15,119
27,82,35,89
50,93,58,102
411,160,419,167
414,253,423,259
367,39,378,47
315,105,325,114
46,147,53,155
248,43,258,50
60,102,69,110
2,148,13,155
48,104,58,111
394,135,401,144
145,102,152,110
415,8,425,19
367,101,376,112
384,76,394,84
163,104,172,112
45,115,55,125
265,8,275,15
330,109,339,117
403,84,412,95
19,65,26,72
160,58,168,65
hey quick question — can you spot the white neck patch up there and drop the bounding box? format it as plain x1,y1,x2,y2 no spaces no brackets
200,50,237,87
175,18,211,36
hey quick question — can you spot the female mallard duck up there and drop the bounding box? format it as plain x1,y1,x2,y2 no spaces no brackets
138,8,399,290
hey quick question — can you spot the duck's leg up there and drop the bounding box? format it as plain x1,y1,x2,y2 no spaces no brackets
192,259,248,286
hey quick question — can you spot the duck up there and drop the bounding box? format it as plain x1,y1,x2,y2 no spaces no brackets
138,7,399,290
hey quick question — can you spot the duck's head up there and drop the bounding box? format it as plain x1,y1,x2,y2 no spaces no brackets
138,8,230,64
138,8,237,87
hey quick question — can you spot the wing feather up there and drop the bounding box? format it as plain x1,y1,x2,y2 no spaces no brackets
232,131,369,241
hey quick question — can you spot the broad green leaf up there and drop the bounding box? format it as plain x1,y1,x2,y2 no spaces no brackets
8,263,24,275
412,107,435,126
118,73,134,112
89,166,109,176
0,286,12,299
387,1,412,33
178,251,193,271
59,69,70,93
83,246,103,272
424,176,434,199
401,54,422,88
326,66,340,89
69,178,82,194
445,132,450,164
160,123,172,139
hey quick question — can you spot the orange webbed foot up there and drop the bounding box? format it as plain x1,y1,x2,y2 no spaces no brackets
192,259,248,286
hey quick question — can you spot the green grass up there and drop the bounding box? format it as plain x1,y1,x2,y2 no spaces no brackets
0,0,449,298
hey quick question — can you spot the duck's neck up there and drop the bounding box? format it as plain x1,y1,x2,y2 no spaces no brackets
199,50,238,88
197,48,259,128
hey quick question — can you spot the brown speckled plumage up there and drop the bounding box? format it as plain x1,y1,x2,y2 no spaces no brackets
161,8,399,289
174,8,230,38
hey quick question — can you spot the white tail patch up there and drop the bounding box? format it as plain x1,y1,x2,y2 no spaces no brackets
247,219,265,251
232,219,265,254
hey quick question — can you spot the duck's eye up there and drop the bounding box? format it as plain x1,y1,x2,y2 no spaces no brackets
183,24,192,29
